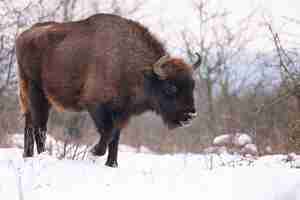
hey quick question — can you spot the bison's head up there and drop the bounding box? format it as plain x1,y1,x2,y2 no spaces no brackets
145,53,201,129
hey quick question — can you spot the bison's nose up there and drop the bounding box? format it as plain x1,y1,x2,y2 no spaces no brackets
187,107,197,118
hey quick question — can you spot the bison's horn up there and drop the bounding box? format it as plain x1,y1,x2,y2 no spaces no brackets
193,53,202,70
153,55,170,79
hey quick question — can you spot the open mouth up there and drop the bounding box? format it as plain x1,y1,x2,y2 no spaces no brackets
180,112,197,127
168,112,197,129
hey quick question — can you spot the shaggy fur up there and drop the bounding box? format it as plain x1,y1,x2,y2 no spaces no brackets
16,14,199,167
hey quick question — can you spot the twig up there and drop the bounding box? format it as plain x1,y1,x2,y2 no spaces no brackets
255,89,293,115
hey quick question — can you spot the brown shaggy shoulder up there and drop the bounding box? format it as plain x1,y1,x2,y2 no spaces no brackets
126,19,166,57
87,14,166,58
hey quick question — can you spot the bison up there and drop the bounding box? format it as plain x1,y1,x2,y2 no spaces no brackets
16,14,201,167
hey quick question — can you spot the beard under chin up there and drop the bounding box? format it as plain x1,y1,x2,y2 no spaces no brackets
159,109,195,129
166,122,181,130
164,117,184,130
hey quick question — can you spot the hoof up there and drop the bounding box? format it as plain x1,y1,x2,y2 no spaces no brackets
86,153,101,163
105,160,118,168
37,148,46,155
23,152,34,158
90,144,107,156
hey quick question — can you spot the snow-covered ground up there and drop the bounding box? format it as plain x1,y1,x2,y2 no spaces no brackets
0,148,300,200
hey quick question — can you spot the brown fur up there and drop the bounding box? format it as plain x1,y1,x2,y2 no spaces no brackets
18,15,162,111
16,14,198,166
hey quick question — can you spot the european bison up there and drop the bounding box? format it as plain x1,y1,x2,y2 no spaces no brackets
16,14,201,167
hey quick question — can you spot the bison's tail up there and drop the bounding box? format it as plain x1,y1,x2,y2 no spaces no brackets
18,76,29,115
16,34,29,116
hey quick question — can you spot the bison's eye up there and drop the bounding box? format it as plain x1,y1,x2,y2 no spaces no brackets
163,83,177,97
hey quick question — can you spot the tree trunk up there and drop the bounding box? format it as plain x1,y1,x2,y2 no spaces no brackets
206,77,217,138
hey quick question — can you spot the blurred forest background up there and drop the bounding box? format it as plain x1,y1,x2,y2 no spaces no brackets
0,0,300,155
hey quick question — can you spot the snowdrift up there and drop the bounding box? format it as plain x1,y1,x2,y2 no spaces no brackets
0,148,300,200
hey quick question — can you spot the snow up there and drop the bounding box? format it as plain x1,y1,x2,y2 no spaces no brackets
209,133,258,156
213,134,232,146
233,133,252,147
9,133,152,159
241,143,258,155
213,133,252,147
204,146,229,154
265,145,273,153
0,148,300,200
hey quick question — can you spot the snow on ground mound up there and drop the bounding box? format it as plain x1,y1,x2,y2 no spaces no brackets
213,133,252,147
241,143,258,155
0,148,300,200
233,133,252,147
213,134,232,146
209,133,258,156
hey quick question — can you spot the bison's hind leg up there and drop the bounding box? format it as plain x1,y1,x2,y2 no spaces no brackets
19,78,34,157
22,81,51,157
23,113,35,157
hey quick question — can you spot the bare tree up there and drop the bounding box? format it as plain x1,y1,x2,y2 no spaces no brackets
262,17,300,152
181,0,255,141
0,1,27,95
88,0,145,18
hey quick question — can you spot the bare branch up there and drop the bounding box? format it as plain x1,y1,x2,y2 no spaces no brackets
266,23,298,82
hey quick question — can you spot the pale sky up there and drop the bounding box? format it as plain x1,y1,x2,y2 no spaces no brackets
140,0,300,52
12,0,300,51
151,0,300,23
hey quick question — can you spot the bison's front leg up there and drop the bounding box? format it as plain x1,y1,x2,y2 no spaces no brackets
105,129,120,167
90,131,112,156
90,128,120,161
88,105,123,167
88,105,115,157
